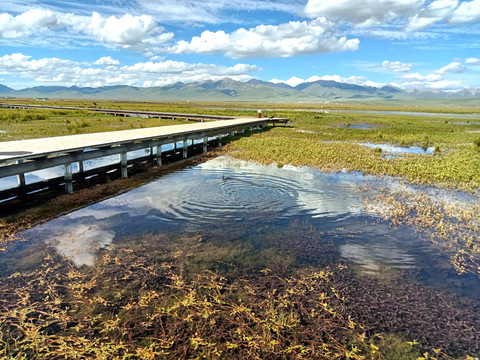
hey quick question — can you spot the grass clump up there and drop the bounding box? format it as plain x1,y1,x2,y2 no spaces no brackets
474,138,480,149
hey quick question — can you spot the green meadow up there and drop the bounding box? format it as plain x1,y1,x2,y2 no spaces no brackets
2,101,479,191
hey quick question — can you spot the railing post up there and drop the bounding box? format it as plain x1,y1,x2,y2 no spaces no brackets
203,136,208,153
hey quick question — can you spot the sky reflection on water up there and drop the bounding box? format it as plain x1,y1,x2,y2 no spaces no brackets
17,156,479,297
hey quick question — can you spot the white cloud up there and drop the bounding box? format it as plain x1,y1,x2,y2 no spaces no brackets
355,28,437,40
402,79,463,89
466,57,480,64
401,71,463,90
382,60,413,72
437,61,466,73
0,10,173,54
167,18,359,58
0,53,260,88
405,0,480,31
76,12,174,51
149,55,165,62
94,56,120,66
0,9,63,38
450,0,480,24
270,74,383,88
302,0,480,32
406,0,459,32
3,0,302,26
270,76,305,87
136,0,299,24
311,74,383,87
402,72,443,81
303,0,423,27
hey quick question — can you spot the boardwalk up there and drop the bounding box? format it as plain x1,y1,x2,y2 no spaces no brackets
0,103,290,123
0,116,285,196
0,117,267,163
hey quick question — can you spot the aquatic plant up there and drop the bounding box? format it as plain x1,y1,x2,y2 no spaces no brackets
363,183,480,277
0,245,385,359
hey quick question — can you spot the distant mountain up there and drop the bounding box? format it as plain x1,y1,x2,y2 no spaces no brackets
0,78,479,102
0,84,13,94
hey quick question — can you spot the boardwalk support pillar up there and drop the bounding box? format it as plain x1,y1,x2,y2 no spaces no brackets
156,145,162,166
203,137,208,153
16,160,26,187
120,152,128,178
183,139,188,159
64,163,73,194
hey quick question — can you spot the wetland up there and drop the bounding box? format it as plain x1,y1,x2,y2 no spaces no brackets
0,101,479,359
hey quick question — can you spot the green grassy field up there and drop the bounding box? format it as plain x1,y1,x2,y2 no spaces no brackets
1,101,479,191
227,110,480,192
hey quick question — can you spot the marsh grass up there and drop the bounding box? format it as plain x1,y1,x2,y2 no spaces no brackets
225,111,480,192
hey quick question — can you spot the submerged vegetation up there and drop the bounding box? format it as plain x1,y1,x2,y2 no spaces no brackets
1,228,477,359
1,100,480,358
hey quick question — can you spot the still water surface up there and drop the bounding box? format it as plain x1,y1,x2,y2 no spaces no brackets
7,156,478,299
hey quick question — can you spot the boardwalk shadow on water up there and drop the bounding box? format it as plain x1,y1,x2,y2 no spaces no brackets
1,156,479,358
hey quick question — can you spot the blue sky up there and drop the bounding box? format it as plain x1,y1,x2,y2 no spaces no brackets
1,0,480,90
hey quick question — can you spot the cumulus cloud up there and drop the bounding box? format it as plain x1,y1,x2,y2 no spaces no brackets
94,56,120,66
0,9,173,54
0,53,260,88
437,61,466,73
466,57,480,65
0,9,63,38
382,60,413,72
302,0,480,32
75,12,173,52
303,0,423,27
167,18,359,58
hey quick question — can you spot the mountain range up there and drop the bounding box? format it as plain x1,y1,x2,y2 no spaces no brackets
1,78,480,103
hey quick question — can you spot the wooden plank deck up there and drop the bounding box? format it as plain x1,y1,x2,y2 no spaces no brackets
0,118,268,163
